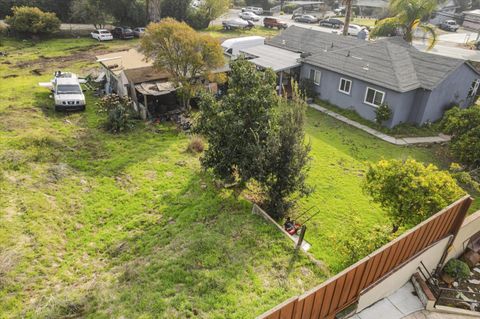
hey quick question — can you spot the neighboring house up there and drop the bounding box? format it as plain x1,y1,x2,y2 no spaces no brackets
462,9,480,30
96,49,177,119
430,0,460,25
96,49,226,119
266,26,480,127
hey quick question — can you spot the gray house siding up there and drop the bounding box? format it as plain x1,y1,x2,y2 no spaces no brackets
301,65,420,128
421,64,479,124
301,63,479,128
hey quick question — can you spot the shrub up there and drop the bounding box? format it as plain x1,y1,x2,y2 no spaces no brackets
299,78,317,100
187,135,205,153
441,105,480,169
375,103,392,124
97,94,136,133
364,158,465,230
5,6,61,36
443,259,470,281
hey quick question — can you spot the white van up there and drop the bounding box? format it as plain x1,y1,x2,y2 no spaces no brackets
221,36,265,58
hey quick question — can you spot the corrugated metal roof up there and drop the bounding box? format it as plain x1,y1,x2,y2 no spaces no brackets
240,45,302,72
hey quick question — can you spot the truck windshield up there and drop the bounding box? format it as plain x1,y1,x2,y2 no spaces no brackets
57,84,82,94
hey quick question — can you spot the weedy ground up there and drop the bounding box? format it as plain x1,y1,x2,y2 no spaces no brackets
0,37,325,318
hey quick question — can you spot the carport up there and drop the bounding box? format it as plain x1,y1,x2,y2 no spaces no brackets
240,44,302,95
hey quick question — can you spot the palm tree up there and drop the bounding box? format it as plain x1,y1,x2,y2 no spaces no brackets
370,0,438,49
342,0,352,36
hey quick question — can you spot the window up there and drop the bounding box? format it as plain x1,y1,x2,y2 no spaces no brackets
339,78,352,94
364,87,385,107
468,79,480,97
309,69,321,85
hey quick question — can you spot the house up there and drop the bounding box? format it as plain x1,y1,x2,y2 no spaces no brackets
266,26,480,127
96,49,227,119
462,9,480,30
96,49,177,119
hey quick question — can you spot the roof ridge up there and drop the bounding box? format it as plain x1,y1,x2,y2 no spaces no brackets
384,41,420,90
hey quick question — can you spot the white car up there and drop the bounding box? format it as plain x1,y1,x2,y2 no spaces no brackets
239,11,261,21
91,29,113,41
347,24,363,36
242,6,263,15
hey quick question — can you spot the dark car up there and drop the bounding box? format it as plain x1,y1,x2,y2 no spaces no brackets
319,18,344,29
439,20,460,32
263,17,288,29
294,15,319,24
112,26,134,39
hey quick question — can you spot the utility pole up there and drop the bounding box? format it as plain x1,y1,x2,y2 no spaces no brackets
343,0,352,36
146,0,150,24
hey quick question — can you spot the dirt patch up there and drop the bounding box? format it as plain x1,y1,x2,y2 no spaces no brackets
2,74,18,79
30,68,43,76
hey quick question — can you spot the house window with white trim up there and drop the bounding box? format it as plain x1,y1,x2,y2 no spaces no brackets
364,87,385,107
468,79,480,97
339,78,352,94
309,69,321,85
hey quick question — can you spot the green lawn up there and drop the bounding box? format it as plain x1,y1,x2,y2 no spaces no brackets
201,25,280,39
299,107,478,272
0,37,325,318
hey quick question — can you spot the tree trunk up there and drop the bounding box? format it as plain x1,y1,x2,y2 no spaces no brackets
343,0,352,36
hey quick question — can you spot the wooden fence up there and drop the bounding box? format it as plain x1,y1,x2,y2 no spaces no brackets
258,196,473,319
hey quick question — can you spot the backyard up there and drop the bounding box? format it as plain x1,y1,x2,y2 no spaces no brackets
0,35,477,317
0,38,324,318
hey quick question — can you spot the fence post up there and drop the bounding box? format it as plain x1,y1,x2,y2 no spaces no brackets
296,225,307,251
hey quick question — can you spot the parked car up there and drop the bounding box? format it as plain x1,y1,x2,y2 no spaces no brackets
347,24,363,36
263,17,288,29
439,20,460,32
294,15,319,24
39,72,86,112
241,6,263,15
111,26,134,39
319,18,344,29
222,19,254,30
239,11,261,21
91,29,113,41
333,7,345,15
133,27,146,38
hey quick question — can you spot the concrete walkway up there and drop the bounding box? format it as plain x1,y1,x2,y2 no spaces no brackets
351,282,424,319
309,103,451,146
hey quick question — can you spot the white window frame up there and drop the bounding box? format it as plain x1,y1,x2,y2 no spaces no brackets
310,69,321,85
468,79,480,97
338,78,352,95
364,87,385,107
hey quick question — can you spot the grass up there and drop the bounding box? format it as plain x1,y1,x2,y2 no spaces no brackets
298,107,479,272
0,37,326,318
338,17,378,28
201,25,280,39
315,99,442,138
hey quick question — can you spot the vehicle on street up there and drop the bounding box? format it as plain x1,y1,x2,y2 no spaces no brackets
91,29,113,41
319,18,344,29
133,27,146,38
39,72,86,112
221,36,265,58
347,24,364,36
111,26,134,39
222,18,255,30
439,20,460,32
294,15,319,24
239,11,261,21
263,17,288,29
333,7,346,15
241,6,263,15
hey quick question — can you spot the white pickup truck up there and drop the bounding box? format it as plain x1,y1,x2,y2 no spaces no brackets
39,72,86,112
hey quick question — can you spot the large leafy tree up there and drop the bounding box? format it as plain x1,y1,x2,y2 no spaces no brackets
160,0,191,21
370,0,437,49
364,159,465,231
188,0,230,29
258,86,312,217
195,59,279,184
5,6,60,35
441,105,480,169
196,59,312,218
70,0,111,28
140,18,224,109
